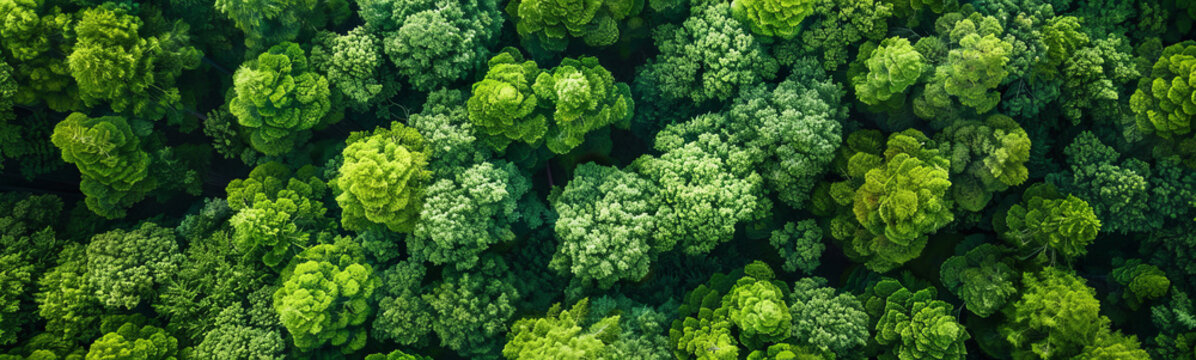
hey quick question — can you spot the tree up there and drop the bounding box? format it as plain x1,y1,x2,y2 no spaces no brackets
36,244,101,343
365,350,431,360
226,162,332,268
655,59,845,208
636,142,771,255
826,129,953,272
721,263,791,346
467,49,547,152
423,255,520,359
273,242,380,354
333,121,431,233
503,298,620,359
639,2,778,103
1046,131,1196,233
86,222,183,310
1075,330,1150,360
69,4,202,122
372,260,433,347
669,267,743,359
730,0,813,39
1111,259,1170,311
1001,267,1111,359
467,50,633,154
0,253,30,347
768,220,824,274
358,0,503,91
551,163,660,288
778,0,891,71
191,303,286,360
852,37,926,107
669,262,803,359
1001,183,1101,262
914,11,1014,122
85,322,178,360
51,113,157,219
862,278,969,360
532,56,633,154
409,161,530,269
311,27,397,109
506,0,642,51
939,243,1016,317
229,42,332,156
935,114,1030,212
0,0,79,111
214,0,346,50
155,201,275,343
1132,41,1196,141
787,278,868,357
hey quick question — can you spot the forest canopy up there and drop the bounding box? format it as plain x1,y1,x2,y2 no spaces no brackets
0,0,1193,359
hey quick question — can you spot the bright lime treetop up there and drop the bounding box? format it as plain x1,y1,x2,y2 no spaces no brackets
229,42,332,156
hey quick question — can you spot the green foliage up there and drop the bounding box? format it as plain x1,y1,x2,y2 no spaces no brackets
1001,267,1109,359
0,0,79,111
506,0,642,51
272,243,379,353
936,114,1030,211
865,278,969,360
636,141,771,255
85,323,177,360
36,244,101,343
503,298,620,359
364,349,431,360
360,0,503,91
532,56,633,154
1111,259,1170,311
939,243,1016,317
423,256,520,359
229,42,332,156
334,121,431,233
730,0,813,39
409,161,529,269
641,2,779,103
214,0,316,50
467,49,547,151
155,203,273,343
852,37,926,107
1133,41,1196,141
788,278,868,357
914,12,1014,120
0,253,31,347
668,270,741,359
655,59,845,208
782,0,891,72
51,113,156,219
85,222,183,310
1059,34,1138,125
1002,183,1100,261
226,162,331,267
586,296,673,359
855,130,953,244
467,50,632,154
311,27,395,109
1047,131,1196,234
371,260,432,347
829,129,952,272
721,265,790,345
551,162,659,288
1075,331,1149,360
191,302,285,360
768,220,824,274
69,4,202,121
